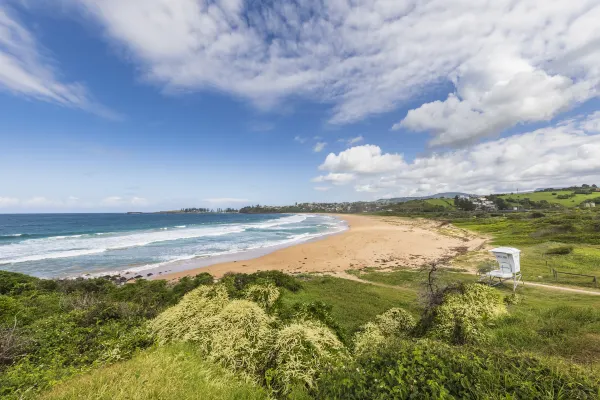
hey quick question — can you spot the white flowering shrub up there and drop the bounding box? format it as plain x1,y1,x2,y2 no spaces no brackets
244,284,280,311
353,322,386,356
204,300,274,375
430,283,507,344
353,308,415,356
271,320,346,394
375,308,416,337
149,285,230,344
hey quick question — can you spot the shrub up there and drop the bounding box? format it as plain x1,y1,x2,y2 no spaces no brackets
428,283,506,344
203,300,274,376
150,286,274,377
244,284,280,312
353,322,385,355
278,301,347,344
545,245,574,255
317,339,600,399
0,272,212,398
353,308,415,355
150,285,230,344
0,271,38,295
374,308,416,337
530,211,546,218
269,320,346,395
0,322,30,367
221,271,301,299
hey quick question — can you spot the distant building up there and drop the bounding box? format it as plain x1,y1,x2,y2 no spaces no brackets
470,196,497,211
584,202,596,208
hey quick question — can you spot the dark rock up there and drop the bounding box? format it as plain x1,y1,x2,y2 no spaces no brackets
146,273,153,277
134,275,143,279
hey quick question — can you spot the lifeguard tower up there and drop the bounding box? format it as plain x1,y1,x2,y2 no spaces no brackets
487,247,523,291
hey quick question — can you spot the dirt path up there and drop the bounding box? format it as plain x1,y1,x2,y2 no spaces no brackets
327,271,600,296
522,281,600,296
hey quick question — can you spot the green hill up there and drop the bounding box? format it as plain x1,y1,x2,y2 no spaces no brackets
497,190,600,208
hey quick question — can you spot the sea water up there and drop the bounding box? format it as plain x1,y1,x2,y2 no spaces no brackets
0,213,346,278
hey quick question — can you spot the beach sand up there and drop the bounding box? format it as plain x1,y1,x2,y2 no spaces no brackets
159,214,487,280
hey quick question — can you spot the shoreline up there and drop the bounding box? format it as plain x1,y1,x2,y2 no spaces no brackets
157,214,487,281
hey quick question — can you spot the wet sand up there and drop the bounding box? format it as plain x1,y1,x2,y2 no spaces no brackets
158,214,486,280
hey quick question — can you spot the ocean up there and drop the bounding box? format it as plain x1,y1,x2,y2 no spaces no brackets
0,213,346,278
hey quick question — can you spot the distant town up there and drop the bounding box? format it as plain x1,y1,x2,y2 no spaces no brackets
130,184,600,215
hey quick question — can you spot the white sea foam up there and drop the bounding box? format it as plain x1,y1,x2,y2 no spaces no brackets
0,214,347,268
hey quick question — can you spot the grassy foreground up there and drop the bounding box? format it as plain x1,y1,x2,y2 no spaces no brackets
41,344,268,400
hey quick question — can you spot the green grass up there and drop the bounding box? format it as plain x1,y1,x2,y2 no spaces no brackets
491,285,600,367
424,198,455,208
498,190,600,207
450,211,600,288
349,267,475,287
295,270,600,368
281,275,419,334
40,344,269,400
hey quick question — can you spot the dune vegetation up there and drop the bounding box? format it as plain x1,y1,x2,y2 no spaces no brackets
2,264,600,399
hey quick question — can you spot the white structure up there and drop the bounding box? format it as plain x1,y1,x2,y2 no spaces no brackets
487,247,523,291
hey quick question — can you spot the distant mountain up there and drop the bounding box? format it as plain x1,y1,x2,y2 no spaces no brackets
377,192,471,204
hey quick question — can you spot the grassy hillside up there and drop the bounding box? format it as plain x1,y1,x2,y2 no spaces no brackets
424,198,456,208
41,344,268,400
450,209,600,288
497,190,600,208
281,275,419,335
343,270,600,365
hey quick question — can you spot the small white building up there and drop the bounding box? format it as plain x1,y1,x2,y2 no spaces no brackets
584,202,596,208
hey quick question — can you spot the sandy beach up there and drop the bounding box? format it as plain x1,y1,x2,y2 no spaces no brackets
159,214,487,280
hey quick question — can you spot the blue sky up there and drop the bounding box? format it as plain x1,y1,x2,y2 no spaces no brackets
1,1,600,212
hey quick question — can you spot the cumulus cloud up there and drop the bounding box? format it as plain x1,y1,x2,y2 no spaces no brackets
294,136,307,144
0,5,116,117
312,173,355,186
320,145,405,174
313,142,327,153
315,113,600,196
66,0,600,144
396,50,593,146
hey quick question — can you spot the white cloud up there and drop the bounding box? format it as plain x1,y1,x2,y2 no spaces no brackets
396,50,593,146
0,5,115,117
314,186,331,192
316,113,600,196
320,145,405,174
312,173,355,186
348,136,364,145
0,197,19,207
204,198,249,203
294,136,307,144
338,135,364,146
67,0,600,143
313,142,327,153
